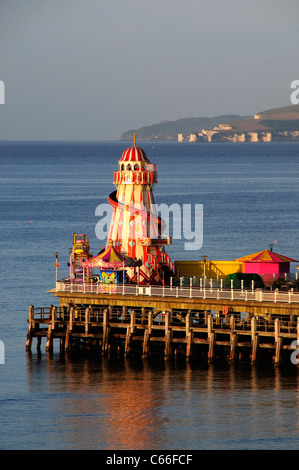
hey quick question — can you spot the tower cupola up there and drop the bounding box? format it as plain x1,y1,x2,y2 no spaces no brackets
114,143,157,187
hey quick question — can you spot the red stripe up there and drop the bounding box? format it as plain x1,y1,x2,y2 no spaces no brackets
120,146,149,163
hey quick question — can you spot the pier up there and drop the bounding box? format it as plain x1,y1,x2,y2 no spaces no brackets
26,282,299,366
26,142,299,368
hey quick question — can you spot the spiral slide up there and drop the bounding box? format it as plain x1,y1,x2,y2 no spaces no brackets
108,190,175,283
108,190,166,237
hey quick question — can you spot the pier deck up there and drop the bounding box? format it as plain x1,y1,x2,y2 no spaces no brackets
26,282,299,365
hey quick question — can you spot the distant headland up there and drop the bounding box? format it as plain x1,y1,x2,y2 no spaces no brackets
119,104,299,143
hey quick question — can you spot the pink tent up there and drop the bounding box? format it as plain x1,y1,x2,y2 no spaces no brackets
234,249,298,282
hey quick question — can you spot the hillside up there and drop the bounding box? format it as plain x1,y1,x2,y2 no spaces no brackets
254,103,299,121
119,115,252,141
230,104,299,133
119,104,299,142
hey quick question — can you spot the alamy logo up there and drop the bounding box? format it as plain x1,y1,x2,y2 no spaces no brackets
0,340,5,364
290,340,299,365
290,80,299,105
95,203,203,251
0,80,5,104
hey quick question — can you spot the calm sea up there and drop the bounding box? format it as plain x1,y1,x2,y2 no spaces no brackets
1,141,299,451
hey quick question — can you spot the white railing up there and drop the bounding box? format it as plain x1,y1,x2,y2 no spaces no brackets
55,281,299,304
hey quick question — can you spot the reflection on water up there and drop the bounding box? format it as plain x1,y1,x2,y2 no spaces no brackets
26,352,299,450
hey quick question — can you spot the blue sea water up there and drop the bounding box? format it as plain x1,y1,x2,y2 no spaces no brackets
0,140,299,450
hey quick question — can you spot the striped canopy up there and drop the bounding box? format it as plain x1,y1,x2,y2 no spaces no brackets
120,146,149,163
234,249,297,263
81,245,124,268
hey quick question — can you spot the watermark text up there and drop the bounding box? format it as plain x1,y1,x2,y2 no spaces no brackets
95,202,203,251
0,340,5,364
290,339,299,365
290,80,299,105
0,80,5,104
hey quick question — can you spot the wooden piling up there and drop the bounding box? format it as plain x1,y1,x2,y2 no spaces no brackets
251,336,258,365
148,311,153,334
26,306,34,351
230,334,237,363
102,309,109,355
186,330,193,359
208,333,215,363
69,306,74,332
251,316,256,340
85,308,90,335
274,337,282,366
46,325,53,352
164,312,172,358
207,315,215,363
142,329,150,358
130,310,135,333
274,318,282,366
165,330,172,358
124,326,132,357
51,305,57,330
65,326,70,351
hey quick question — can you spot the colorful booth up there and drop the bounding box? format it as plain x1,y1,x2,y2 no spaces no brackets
234,249,298,283
81,244,125,292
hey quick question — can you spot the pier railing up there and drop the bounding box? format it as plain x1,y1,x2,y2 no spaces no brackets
55,280,299,304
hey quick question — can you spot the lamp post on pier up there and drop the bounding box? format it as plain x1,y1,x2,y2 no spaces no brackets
68,247,73,279
202,255,208,288
54,250,59,282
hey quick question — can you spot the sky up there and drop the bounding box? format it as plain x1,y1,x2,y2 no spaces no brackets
0,0,298,140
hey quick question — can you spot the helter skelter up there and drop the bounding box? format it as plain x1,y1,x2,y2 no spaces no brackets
106,135,176,285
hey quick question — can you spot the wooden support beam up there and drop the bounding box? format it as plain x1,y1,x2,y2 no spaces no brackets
29,305,34,323
165,311,170,333
274,337,282,366
274,318,280,343
274,318,282,366
142,329,150,358
186,331,193,359
165,330,172,358
230,315,235,332
230,334,237,363
208,333,215,363
130,310,135,333
26,306,33,351
125,326,132,357
185,312,191,336
251,336,258,365
85,308,90,335
102,309,109,355
122,306,127,322
148,311,153,335
51,306,57,330
251,316,256,340
65,326,70,351
69,306,74,332
207,314,213,338
46,325,53,352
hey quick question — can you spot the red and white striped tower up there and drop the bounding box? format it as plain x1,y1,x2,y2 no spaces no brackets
106,137,175,284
